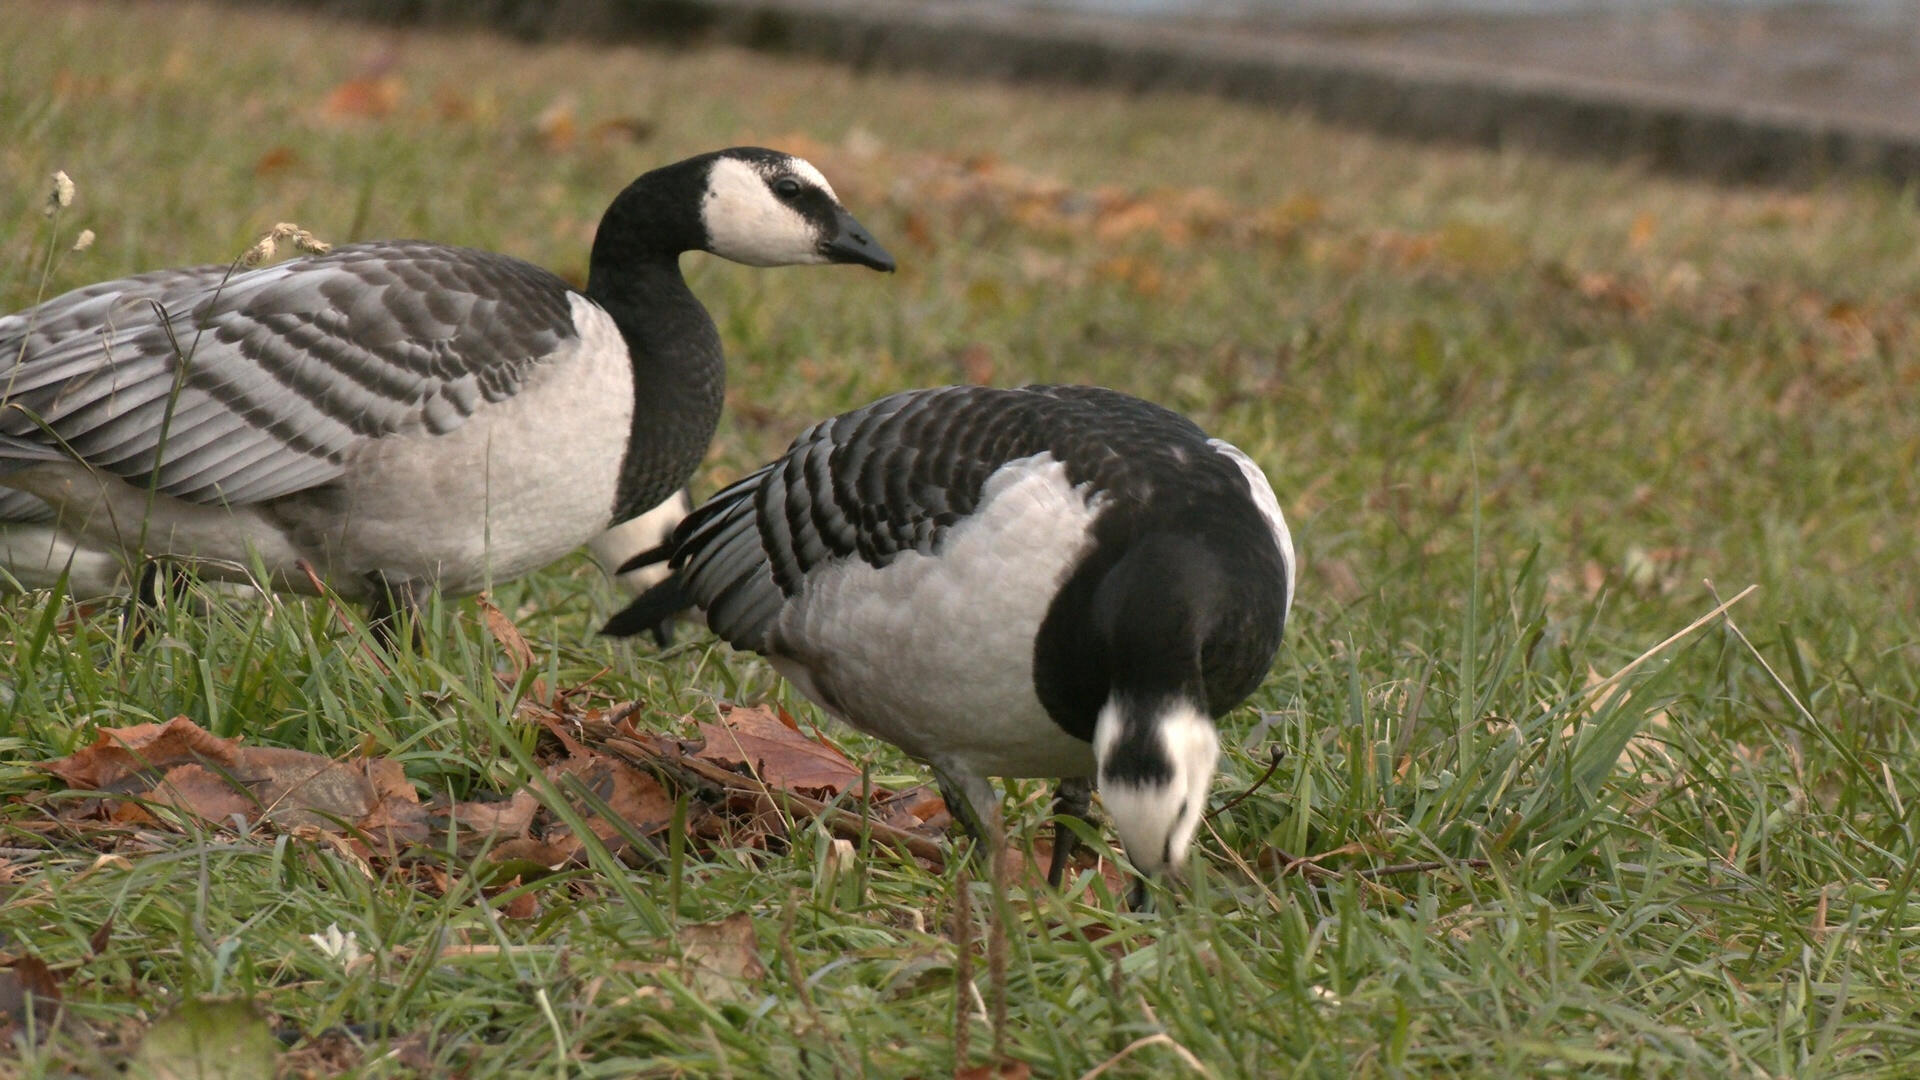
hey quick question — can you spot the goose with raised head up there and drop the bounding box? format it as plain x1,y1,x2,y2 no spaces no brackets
604,384,1294,904
0,147,893,640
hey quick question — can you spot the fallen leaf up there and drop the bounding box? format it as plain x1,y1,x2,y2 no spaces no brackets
143,763,256,825
278,1027,363,1078
543,751,676,858
477,592,541,700
676,913,766,1000
440,790,540,848
252,146,299,178
0,955,61,1034
957,343,995,385
231,749,385,828
41,717,241,790
321,76,404,119
534,96,577,151
589,117,655,146
695,705,863,799
1628,210,1657,252
128,997,279,1080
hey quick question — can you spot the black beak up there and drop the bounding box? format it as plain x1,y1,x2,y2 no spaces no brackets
821,208,895,272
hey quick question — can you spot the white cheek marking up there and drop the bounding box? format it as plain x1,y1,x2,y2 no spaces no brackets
787,158,836,200
1094,699,1219,876
701,157,826,267
1209,438,1294,626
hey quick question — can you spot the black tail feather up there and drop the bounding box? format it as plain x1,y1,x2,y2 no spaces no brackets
616,541,673,577
602,575,692,639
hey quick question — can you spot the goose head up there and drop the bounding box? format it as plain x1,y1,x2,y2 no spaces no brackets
592,147,895,275
1093,694,1220,891
698,148,895,271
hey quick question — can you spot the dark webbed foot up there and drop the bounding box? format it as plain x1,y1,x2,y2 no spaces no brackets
125,558,191,648
1046,776,1093,888
363,572,428,651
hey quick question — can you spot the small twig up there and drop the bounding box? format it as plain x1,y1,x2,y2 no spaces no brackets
952,863,974,1076
778,903,825,1035
1076,1032,1213,1080
1583,583,1757,704
601,734,949,866
987,831,1008,1064
1355,858,1492,879
294,560,389,673
1207,747,1285,821
1257,847,1491,880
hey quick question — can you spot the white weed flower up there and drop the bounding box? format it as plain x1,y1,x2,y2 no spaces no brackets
44,170,75,216
306,923,363,969
70,229,95,252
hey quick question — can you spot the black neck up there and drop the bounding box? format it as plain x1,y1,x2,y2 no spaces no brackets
1035,511,1286,742
584,155,730,523
589,255,725,524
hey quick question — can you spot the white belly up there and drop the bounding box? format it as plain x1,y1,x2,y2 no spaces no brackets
1,295,635,599
0,523,131,597
770,455,1103,780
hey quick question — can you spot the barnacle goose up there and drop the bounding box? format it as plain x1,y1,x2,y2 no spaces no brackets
604,385,1295,901
0,148,892,641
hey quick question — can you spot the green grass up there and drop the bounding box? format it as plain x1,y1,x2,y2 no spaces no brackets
3,1,1919,1075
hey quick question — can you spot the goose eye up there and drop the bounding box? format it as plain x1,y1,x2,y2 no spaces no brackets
773,177,803,199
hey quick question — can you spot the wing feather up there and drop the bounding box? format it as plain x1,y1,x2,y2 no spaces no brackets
0,241,582,514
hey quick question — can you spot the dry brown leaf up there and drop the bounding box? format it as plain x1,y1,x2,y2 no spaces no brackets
957,344,996,385
695,705,863,799
1628,210,1657,252
543,751,676,858
534,97,577,150
484,837,573,870
0,955,62,1035
143,763,256,825
442,790,540,846
252,145,299,178
676,913,766,1000
365,758,418,806
902,209,936,252
477,592,536,683
231,748,385,827
322,76,404,119
41,717,241,790
589,117,655,146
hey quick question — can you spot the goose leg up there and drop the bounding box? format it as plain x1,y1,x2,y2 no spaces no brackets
125,559,190,647
363,572,427,651
931,765,1001,866
1046,777,1093,888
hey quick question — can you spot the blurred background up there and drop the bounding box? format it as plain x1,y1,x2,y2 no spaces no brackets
3,0,1919,1074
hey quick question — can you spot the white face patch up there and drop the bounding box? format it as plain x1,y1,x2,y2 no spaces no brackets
700,156,831,267
1094,699,1220,876
787,158,836,201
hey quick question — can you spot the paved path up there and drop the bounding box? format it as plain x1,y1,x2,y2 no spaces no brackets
304,0,1920,186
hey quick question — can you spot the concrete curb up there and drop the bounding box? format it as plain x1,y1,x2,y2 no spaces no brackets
286,0,1920,188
